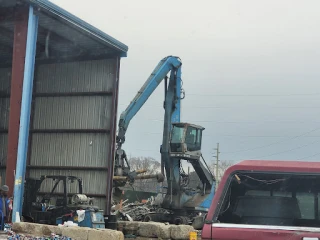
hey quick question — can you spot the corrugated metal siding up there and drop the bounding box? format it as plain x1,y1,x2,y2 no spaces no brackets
35,60,115,93
30,133,109,167
33,96,112,129
0,68,11,173
0,68,11,93
0,21,14,62
29,59,117,210
0,98,10,129
0,134,7,166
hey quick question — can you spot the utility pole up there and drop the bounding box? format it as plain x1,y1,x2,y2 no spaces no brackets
213,143,220,186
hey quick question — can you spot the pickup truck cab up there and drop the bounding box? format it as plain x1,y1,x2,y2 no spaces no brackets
202,160,320,240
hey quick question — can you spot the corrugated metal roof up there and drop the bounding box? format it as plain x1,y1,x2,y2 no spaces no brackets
26,0,128,55
0,0,128,63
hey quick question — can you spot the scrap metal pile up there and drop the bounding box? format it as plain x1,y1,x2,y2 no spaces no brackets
111,195,170,222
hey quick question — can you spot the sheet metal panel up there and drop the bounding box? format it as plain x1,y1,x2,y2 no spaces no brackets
0,68,11,93
33,96,112,130
0,134,8,166
29,58,118,211
35,60,115,93
30,133,109,167
0,98,10,129
0,29,13,63
0,20,14,63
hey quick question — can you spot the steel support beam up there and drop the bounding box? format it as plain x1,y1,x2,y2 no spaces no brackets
5,8,29,197
105,57,120,215
12,5,38,223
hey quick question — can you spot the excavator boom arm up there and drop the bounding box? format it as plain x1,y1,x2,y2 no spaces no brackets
116,56,182,145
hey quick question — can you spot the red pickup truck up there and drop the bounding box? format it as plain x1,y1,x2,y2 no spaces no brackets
201,160,320,240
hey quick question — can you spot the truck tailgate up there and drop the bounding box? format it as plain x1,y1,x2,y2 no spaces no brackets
202,223,320,240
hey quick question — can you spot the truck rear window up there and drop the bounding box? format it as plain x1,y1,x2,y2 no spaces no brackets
216,172,320,227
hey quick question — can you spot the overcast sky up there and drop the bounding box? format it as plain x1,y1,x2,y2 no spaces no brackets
52,0,320,167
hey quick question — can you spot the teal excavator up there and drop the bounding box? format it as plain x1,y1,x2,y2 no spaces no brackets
113,56,216,226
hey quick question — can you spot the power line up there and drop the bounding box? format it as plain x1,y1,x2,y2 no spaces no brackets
187,93,320,97
222,126,320,154
250,139,320,159
120,92,320,97
118,103,320,109
146,119,320,124
298,152,320,160
191,106,320,109
130,132,320,138
219,135,320,138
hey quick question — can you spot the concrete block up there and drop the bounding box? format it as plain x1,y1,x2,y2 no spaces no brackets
118,220,141,230
130,237,161,240
118,221,140,235
62,226,90,240
170,225,195,240
41,224,63,236
12,222,45,236
138,222,170,239
88,228,124,240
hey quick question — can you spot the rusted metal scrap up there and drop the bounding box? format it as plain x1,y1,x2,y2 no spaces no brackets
112,196,167,221
122,203,151,221
112,201,151,221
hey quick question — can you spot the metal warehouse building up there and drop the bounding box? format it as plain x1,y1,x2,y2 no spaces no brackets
0,0,128,219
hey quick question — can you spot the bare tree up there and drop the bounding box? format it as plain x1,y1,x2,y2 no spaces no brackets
128,156,161,175
211,159,233,184
127,156,161,192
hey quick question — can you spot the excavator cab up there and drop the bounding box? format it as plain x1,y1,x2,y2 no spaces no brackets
169,122,204,161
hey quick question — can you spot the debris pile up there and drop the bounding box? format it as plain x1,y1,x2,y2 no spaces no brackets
111,195,170,221
112,200,152,221
4,223,73,240
120,202,151,221
7,234,72,240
